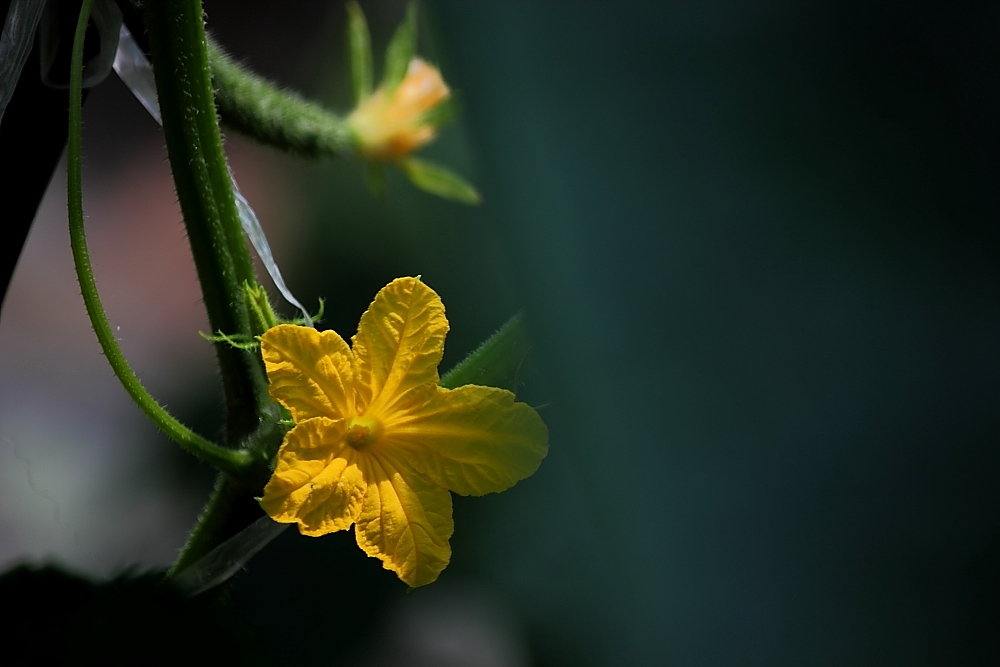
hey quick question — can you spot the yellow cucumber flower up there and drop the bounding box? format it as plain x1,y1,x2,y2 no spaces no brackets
346,58,450,161
259,277,548,586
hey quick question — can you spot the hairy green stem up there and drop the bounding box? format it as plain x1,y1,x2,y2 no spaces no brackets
68,0,252,477
209,36,353,157
145,0,277,572
145,0,270,443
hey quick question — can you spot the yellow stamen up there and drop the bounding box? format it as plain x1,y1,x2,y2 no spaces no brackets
345,416,381,449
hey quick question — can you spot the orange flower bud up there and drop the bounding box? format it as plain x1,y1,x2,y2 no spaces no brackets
347,58,450,161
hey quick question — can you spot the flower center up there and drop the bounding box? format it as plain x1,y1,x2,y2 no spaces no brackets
345,416,381,450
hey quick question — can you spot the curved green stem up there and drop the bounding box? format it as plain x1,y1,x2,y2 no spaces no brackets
67,0,252,477
209,36,353,158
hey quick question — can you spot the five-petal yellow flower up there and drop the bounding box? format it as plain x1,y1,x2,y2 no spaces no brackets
259,277,548,586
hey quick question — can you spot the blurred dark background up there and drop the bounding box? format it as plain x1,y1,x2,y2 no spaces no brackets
2,1,1000,665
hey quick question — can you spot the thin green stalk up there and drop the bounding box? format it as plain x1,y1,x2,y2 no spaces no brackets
145,0,271,443
68,0,252,477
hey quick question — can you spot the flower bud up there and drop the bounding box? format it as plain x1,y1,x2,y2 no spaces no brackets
347,58,450,161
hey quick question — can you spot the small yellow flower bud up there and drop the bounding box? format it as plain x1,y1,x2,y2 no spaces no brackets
347,58,450,161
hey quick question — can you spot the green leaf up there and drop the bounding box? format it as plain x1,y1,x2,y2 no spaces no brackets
400,157,481,204
382,1,418,92
346,1,373,104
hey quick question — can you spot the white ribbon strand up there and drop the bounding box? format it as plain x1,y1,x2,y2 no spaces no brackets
0,0,46,126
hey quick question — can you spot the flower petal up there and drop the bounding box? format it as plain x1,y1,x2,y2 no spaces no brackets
261,324,354,422
260,417,366,536
385,385,548,496
352,277,448,417
354,450,453,587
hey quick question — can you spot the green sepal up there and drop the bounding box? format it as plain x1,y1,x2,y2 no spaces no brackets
440,313,532,391
400,157,481,205
244,282,280,335
419,94,456,128
244,282,323,331
346,1,373,104
382,1,418,92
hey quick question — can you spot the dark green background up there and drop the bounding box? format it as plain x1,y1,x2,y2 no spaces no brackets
439,3,1000,664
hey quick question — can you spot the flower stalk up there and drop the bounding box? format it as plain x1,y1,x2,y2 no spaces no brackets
208,36,353,158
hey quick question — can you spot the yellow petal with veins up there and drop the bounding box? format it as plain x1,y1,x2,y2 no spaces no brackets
385,384,548,496
261,417,366,535
354,449,453,587
352,277,448,418
261,324,355,421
